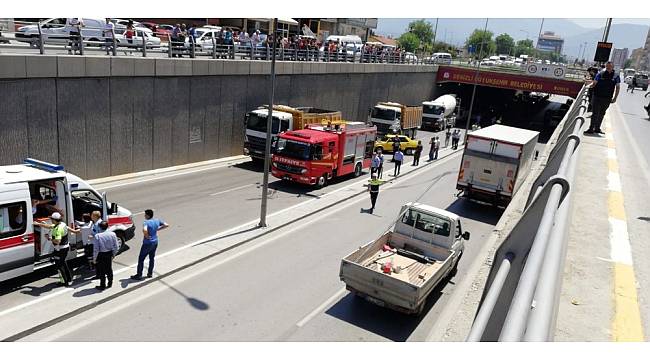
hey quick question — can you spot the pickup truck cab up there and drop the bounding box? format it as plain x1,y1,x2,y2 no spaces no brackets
339,202,470,314
0,159,135,283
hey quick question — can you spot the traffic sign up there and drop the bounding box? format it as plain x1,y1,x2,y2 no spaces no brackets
594,42,612,62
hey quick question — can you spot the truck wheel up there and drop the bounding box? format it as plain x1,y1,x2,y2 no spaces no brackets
251,157,264,166
405,148,414,155
315,175,327,189
354,163,362,177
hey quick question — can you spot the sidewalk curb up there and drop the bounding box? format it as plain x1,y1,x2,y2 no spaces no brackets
88,155,249,185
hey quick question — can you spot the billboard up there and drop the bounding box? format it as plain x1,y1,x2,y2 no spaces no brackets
436,65,583,97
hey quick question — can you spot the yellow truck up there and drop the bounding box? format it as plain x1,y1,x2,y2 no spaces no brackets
244,105,343,164
369,102,423,138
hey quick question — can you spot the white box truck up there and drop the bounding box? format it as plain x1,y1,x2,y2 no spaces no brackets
456,125,539,207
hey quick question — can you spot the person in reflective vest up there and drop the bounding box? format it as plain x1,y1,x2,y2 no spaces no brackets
367,175,387,214
35,212,80,287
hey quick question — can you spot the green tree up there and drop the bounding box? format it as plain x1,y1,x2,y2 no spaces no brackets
514,39,535,57
397,32,420,53
465,29,496,58
432,41,456,54
495,33,515,55
407,19,434,48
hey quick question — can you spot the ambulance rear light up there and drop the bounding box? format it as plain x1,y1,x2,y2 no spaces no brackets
23,158,64,172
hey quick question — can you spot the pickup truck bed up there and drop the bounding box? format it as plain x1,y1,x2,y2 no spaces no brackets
340,231,455,314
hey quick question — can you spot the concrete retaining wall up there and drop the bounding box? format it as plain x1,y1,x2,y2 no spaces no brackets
0,55,439,177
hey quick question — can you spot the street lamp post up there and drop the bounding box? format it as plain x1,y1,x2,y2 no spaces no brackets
259,18,278,228
464,18,489,144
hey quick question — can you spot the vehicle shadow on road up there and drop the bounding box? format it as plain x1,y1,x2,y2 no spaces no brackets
445,198,502,225
324,281,448,341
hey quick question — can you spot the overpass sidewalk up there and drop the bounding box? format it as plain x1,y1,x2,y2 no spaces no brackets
556,106,647,341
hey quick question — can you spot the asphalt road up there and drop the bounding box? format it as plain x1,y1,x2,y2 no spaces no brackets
0,129,461,312
25,146,502,341
608,88,650,337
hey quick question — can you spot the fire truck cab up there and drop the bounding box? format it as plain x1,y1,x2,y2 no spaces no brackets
271,122,377,188
0,159,135,282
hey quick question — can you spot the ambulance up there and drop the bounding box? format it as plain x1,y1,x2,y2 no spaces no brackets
0,159,135,282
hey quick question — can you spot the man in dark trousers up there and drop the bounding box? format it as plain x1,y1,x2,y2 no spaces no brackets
393,149,404,176
412,140,423,166
367,175,386,214
34,212,81,287
131,209,169,280
92,221,120,290
585,61,620,135
391,138,400,162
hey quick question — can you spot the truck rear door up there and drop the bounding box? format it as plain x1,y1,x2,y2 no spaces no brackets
0,186,34,282
461,137,519,195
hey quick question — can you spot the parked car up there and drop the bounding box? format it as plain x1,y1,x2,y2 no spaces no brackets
114,27,161,48
14,18,106,47
374,134,420,155
404,52,418,63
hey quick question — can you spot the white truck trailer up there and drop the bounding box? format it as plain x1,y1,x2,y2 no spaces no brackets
456,125,539,207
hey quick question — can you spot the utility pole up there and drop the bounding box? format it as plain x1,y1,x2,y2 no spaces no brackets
464,18,489,143
433,18,439,45
537,18,545,47
259,18,278,228
602,18,612,42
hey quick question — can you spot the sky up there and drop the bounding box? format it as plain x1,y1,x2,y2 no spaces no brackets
569,18,650,28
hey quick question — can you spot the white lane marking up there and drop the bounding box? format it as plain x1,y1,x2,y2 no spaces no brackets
0,288,75,318
606,133,614,140
210,184,256,196
2,152,461,320
607,148,617,159
95,161,246,191
607,172,622,192
614,105,650,186
296,288,346,328
609,218,633,266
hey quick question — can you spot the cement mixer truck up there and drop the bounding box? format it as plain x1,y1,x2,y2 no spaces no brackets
422,95,457,131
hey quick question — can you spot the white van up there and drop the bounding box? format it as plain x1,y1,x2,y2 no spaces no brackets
15,18,107,47
0,159,135,282
431,52,452,65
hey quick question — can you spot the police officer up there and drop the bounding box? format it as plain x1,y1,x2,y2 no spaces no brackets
34,212,80,287
367,175,386,214
585,61,620,135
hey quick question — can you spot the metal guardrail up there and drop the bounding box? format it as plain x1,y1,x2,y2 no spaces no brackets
466,85,588,341
0,20,429,64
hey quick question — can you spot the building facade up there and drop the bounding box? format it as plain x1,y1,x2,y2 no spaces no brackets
536,31,564,54
638,28,650,71
610,48,629,70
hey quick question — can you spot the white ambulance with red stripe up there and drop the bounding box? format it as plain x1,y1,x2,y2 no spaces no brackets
0,159,135,282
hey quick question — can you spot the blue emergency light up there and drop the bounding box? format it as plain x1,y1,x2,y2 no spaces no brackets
23,158,64,172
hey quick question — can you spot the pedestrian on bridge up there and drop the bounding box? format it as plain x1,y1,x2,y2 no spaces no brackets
131,209,169,281
93,221,120,291
585,61,620,135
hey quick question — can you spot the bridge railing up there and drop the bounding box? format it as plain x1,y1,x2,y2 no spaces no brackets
466,84,589,341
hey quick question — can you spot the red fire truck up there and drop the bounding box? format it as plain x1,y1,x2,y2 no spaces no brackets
271,122,377,188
